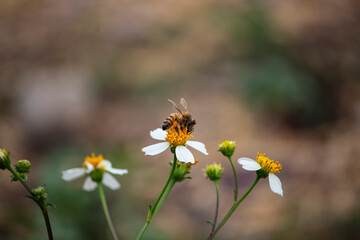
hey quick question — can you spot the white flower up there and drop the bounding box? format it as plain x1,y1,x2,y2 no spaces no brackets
238,153,283,197
141,128,208,164
62,153,128,191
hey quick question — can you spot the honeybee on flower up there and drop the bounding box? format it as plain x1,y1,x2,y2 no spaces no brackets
62,153,128,191
162,98,196,133
142,98,208,163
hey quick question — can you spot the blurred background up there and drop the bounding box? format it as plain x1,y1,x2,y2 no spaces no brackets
1,0,360,239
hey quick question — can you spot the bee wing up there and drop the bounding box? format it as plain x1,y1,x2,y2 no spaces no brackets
168,99,183,114
180,98,189,112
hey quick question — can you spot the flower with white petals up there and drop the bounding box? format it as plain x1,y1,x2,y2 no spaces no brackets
62,153,128,191
142,128,208,163
238,153,283,196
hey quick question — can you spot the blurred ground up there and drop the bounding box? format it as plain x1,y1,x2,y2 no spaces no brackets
1,0,360,239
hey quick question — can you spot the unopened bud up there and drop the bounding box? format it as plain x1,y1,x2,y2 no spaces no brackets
0,149,11,170
32,186,48,200
218,141,236,157
11,172,28,182
15,160,32,173
172,162,191,182
203,163,224,182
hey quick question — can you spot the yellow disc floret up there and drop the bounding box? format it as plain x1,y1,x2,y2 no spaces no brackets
83,153,104,169
257,153,282,174
165,128,191,146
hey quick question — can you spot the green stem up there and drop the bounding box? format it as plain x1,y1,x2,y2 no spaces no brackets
98,184,118,240
152,155,177,214
136,219,150,240
136,155,178,240
8,166,32,192
152,178,176,218
41,207,54,240
210,176,261,240
228,156,238,202
7,166,54,240
207,181,220,240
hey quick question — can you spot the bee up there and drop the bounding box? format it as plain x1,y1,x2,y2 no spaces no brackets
162,98,196,133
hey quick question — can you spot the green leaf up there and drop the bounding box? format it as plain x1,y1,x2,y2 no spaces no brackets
47,202,57,209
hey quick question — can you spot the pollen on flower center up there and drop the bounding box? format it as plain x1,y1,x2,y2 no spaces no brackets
165,128,191,146
83,153,104,168
257,153,282,174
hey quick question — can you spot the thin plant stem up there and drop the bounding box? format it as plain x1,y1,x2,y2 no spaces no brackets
41,208,54,240
153,178,176,216
7,166,54,240
228,156,238,202
209,176,261,240
207,181,220,240
8,166,32,192
136,155,178,240
151,155,177,214
98,184,119,240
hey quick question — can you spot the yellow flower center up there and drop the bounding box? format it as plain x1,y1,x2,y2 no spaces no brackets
257,153,282,174
165,128,192,146
83,153,104,169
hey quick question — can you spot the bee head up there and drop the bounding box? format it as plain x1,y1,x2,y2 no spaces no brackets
187,119,196,133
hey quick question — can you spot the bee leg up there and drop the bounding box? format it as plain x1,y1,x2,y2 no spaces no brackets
175,126,179,132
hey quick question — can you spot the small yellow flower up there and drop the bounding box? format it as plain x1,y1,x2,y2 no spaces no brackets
62,153,128,191
165,128,192,146
83,153,105,169
142,128,208,164
238,153,283,196
256,153,282,174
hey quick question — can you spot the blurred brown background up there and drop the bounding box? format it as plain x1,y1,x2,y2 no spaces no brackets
1,0,360,239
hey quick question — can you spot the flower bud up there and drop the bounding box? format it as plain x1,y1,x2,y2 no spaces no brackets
0,149,11,170
172,162,191,182
218,141,236,157
32,186,48,200
90,168,103,183
11,172,28,182
15,160,32,173
203,163,224,182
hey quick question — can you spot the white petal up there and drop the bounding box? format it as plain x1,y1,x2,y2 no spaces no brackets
97,160,112,170
142,142,170,155
61,168,86,181
83,177,97,191
84,162,94,173
108,168,128,175
175,146,195,164
186,140,208,155
269,173,283,197
102,173,120,190
238,158,261,171
150,128,167,140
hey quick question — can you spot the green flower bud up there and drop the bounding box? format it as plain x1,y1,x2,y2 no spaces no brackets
90,168,103,183
32,186,48,200
15,160,32,173
172,162,192,182
203,163,224,182
0,149,11,170
11,172,28,182
218,141,236,157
